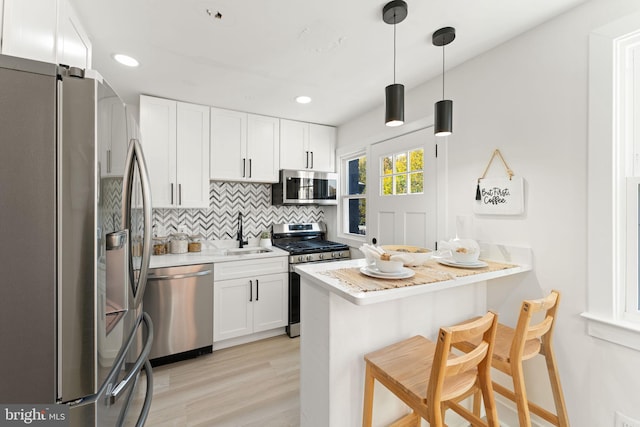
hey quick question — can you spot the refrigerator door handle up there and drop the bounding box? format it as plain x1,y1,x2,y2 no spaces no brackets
122,138,153,308
117,359,154,427
110,312,154,403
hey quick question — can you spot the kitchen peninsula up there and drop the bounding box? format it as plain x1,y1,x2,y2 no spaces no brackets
296,244,532,427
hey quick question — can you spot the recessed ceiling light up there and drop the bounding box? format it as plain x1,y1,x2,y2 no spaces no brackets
295,95,312,104
113,54,139,67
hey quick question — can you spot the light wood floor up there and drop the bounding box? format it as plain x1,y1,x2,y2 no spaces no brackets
131,335,300,427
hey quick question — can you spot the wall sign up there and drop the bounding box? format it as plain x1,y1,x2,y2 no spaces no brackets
473,149,525,215
473,176,525,215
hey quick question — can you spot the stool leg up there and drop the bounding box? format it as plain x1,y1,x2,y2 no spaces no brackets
511,362,532,427
363,363,375,427
543,343,570,427
473,388,481,417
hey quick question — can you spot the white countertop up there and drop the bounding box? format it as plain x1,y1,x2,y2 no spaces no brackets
294,244,532,305
148,246,289,269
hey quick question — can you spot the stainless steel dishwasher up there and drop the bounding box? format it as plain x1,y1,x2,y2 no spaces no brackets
143,263,213,364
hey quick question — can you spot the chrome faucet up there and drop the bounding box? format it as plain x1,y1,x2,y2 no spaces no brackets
237,212,248,248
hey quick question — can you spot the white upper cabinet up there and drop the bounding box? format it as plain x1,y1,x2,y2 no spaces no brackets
140,95,210,209
1,0,91,69
57,0,91,69
210,108,280,183
98,96,128,177
280,119,335,172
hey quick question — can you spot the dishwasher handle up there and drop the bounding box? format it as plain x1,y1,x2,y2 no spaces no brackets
146,270,212,281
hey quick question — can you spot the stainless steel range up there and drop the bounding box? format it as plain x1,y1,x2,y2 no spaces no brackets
272,222,350,337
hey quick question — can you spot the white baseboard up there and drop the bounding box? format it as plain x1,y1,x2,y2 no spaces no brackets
212,327,288,351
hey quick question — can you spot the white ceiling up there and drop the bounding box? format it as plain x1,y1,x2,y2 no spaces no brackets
70,0,588,126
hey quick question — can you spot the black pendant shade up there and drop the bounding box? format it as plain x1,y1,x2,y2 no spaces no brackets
433,27,455,136
435,99,452,136
383,0,407,127
385,83,404,127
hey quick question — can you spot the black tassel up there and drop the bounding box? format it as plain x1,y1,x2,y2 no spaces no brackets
475,181,481,201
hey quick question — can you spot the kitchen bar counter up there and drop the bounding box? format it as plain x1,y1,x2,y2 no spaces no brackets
296,244,531,427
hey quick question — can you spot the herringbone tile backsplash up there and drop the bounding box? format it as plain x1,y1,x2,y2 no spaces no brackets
102,179,324,240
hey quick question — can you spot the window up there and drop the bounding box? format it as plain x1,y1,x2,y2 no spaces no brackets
380,148,424,196
342,153,367,236
584,16,640,350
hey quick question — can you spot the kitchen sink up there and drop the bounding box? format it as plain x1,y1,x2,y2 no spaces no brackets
225,247,272,255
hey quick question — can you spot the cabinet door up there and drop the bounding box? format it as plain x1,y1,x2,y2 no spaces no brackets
57,0,91,69
98,96,127,177
308,124,336,172
140,95,177,208
210,108,246,181
176,102,210,208
247,114,279,182
280,119,309,170
213,278,252,342
253,273,288,333
2,0,57,63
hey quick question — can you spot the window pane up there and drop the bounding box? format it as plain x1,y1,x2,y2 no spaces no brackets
395,175,407,194
347,156,366,195
395,153,407,173
382,156,393,175
382,176,393,195
348,198,366,235
410,172,423,194
409,149,424,172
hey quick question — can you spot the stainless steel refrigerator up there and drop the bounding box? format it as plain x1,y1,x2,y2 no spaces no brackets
0,54,154,426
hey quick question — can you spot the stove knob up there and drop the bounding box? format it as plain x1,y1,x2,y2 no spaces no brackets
306,255,312,262
319,253,324,260
298,255,303,262
331,252,337,258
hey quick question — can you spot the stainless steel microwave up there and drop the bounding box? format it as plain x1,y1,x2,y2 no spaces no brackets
272,169,338,205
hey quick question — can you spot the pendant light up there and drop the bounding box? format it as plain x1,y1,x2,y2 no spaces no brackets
383,0,407,127
433,27,455,136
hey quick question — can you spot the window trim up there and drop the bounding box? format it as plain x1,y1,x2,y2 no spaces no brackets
337,147,368,247
583,13,640,351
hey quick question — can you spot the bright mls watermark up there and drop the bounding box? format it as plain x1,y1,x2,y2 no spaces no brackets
0,405,68,426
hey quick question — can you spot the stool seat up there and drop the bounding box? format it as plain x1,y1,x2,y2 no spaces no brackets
365,335,478,403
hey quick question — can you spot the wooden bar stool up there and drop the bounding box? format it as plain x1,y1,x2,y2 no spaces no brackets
362,311,500,427
455,290,569,427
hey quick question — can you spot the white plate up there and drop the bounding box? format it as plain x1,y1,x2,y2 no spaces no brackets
437,258,488,269
360,266,415,279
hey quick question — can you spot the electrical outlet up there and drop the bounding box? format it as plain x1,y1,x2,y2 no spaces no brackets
615,411,640,427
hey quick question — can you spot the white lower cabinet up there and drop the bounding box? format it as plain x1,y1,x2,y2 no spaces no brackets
213,257,288,342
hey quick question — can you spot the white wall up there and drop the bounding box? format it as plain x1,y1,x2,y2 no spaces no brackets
336,1,640,425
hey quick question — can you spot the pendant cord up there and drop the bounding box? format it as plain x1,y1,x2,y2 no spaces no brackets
442,44,445,100
393,12,397,84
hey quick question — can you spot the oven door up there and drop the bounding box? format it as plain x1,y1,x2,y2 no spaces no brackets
287,270,301,338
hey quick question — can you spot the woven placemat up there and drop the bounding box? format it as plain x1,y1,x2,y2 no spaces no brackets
320,259,517,293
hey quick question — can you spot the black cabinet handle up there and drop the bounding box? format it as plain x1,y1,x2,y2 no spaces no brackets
256,279,259,301
249,279,253,302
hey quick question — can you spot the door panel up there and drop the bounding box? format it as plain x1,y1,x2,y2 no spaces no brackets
368,128,436,249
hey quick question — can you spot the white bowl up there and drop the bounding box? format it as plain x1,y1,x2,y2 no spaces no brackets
381,245,432,266
375,258,404,273
451,246,479,263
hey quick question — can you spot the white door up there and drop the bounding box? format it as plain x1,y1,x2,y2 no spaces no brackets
139,95,176,208
253,273,288,333
367,127,437,249
210,108,246,181
308,124,336,172
176,102,209,208
280,119,309,170
213,278,253,342
247,114,280,182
